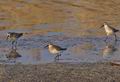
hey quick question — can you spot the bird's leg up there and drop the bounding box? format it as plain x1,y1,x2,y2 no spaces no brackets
12,41,15,49
55,55,59,60
104,36,109,42
55,53,61,60
15,40,17,48
114,34,117,42
58,53,61,57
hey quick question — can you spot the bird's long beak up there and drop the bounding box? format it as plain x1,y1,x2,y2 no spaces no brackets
44,45,48,48
99,25,104,29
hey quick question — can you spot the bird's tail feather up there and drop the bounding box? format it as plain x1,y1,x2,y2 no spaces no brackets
61,48,67,50
116,30,120,33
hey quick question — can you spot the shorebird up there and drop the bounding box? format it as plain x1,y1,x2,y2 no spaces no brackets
100,22,119,41
7,32,23,47
45,44,67,60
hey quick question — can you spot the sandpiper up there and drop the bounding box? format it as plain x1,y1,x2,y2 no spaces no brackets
100,22,119,41
45,43,67,60
7,32,23,47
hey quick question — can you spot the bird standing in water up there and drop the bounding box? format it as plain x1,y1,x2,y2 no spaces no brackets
45,43,67,60
100,22,119,41
7,32,23,48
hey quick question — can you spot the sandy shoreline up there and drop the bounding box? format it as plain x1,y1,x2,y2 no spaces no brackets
0,63,120,82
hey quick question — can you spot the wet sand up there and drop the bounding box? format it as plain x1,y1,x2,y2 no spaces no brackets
0,63,120,82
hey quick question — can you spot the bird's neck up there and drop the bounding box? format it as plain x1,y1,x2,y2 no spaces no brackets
104,24,110,31
48,45,53,49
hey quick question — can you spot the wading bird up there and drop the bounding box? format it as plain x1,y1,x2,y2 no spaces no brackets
45,43,67,60
100,22,119,41
7,32,23,48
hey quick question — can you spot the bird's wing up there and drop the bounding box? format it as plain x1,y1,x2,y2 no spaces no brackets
52,45,66,50
109,25,119,32
18,33,23,37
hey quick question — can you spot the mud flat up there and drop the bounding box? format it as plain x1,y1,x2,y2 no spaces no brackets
0,63,120,82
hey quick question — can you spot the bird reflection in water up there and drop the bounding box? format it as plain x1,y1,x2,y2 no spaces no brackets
102,41,117,58
6,47,21,59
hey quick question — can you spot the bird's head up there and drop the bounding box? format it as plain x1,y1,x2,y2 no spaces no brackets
103,22,108,26
100,22,108,29
6,33,10,40
44,43,53,48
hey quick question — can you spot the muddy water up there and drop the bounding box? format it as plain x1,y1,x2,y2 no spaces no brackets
0,0,120,64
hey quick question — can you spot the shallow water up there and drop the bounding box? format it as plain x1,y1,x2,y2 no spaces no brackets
0,0,120,64
0,33,120,64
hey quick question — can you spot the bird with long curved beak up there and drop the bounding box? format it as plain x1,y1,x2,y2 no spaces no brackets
100,22,119,41
6,32,23,48
45,43,67,60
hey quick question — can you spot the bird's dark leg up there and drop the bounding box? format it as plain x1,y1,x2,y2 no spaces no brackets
114,34,117,42
104,36,109,42
58,53,61,56
12,41,15,49
15,40,17,49
55,55,59,60
55,53,61,60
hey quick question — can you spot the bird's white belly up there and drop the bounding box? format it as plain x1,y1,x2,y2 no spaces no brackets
106,30,113,35
49,49,59,54
105,27,113,35
8,37,16,41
